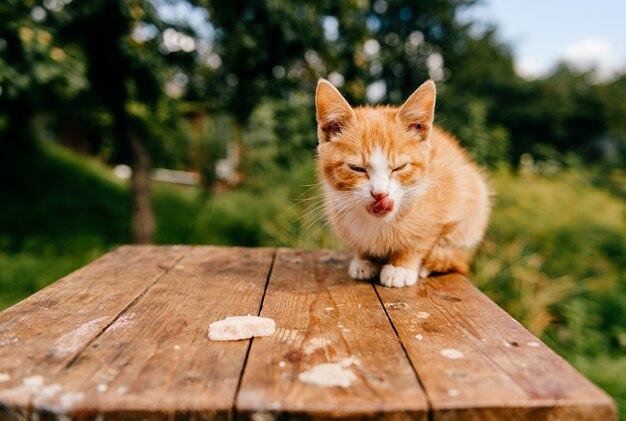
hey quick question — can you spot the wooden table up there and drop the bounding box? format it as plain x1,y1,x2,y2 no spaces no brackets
0,246,616,420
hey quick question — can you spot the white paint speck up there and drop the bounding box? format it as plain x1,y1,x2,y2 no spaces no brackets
107,313,137,332
415,334,424,341
174,345,181,351
325,307,334,311
268,400,281,410
96,384,108,393
440,349,465,360
447,389,460,397
273,328,301,343
303,337,331,355
357,304,362,308
23,375,45,388
39,383,62,398
298,358,359,388
416,311,430,319
0,338,18,347
278,361,286,368
527,341,540,347
251,411,275,421
55,317,109,355
59,392,85,409
0,373,10,382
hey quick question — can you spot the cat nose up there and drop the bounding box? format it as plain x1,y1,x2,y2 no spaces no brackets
371,191,388,201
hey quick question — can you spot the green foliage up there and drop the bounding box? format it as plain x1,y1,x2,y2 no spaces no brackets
0,1,88,102
0,240,108,309
0,142,131,251
0,141,129,307
202,0,329,124
456,99,510,167
575,355,626,418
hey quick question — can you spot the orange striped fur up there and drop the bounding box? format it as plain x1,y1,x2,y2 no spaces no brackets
315,79,490,288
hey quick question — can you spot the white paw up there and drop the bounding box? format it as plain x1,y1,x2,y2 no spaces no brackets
380,265,418,288
349,258,380,280
419,267,430,279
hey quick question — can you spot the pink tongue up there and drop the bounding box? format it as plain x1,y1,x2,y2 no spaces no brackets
373,196,394,213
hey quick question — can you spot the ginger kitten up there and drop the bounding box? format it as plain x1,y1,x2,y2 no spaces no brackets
315,79,490,288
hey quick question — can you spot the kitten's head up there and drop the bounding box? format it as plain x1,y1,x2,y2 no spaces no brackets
315,79,436,220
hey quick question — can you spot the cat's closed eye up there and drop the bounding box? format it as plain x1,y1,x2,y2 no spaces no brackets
392,163,408,172
348,164,367,173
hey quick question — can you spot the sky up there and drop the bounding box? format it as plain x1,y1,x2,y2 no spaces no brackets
464,0,626,81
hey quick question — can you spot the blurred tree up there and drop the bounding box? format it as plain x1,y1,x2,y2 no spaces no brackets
0,0,205,243
58,0,171,243
456,99,509,167
509,65,606,162
0,0,88,152
200,0,330,184
595,74,626,164
323,0,478,104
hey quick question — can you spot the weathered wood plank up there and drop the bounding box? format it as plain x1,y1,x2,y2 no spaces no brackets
375,273,617,421
31,246,274,419
237,249,429,420
0,245,190,418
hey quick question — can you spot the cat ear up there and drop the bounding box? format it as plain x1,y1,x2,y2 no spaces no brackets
397,80,436,141
315,79,355,143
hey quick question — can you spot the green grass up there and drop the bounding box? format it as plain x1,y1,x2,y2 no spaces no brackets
1,143,624,417
473,169,626,417
0,142,130,308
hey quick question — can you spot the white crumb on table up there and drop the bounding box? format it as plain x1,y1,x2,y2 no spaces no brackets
527,341,540,347
440,348,465,360
208,315,276,341
23,375,45,388
298,358,359,388
415,334,424,341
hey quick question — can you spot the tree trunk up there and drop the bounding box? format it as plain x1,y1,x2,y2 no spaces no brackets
130,133,155,244
223,121,244,185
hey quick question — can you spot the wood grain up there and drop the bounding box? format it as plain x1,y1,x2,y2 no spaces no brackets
375,273,617,421
0,245,189,418
30,246,274,419
0,246,616,420
237,248,428,420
